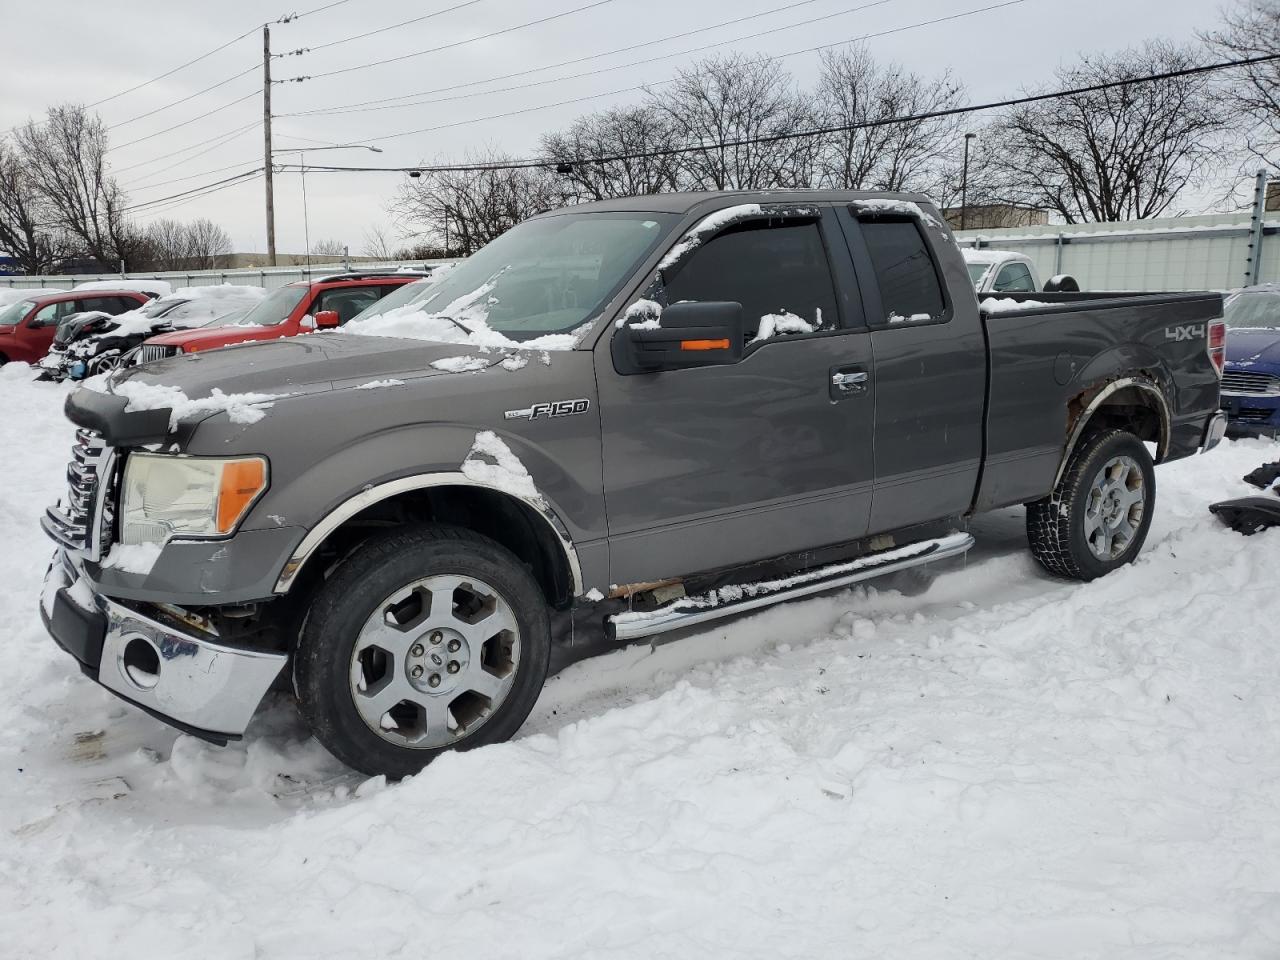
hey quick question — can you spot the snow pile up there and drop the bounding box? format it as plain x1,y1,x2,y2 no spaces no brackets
0,360,33,380
430,356,489,373
754,310,815,341
615,298,663,329
888,311,933,324
354,379,405,390
460,430,542,503
74,279,172,297
499,354,528,372
343,301,579,352
980,297,1055,314
6,372,1280,957
86,379,285,429
101,543,162,576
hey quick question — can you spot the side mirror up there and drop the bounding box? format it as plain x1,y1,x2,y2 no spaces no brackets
313,309,341,328
616,300,745,374
1043,274,1079,293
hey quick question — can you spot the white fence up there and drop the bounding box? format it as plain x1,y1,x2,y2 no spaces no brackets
954,212,1276,292
0,259,456,293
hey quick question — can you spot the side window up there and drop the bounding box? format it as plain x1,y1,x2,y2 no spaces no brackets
316,286,383,324
663,220,838,340
79,297,118,314
857,219,947,325
30,303,60,327
994,263,1035,293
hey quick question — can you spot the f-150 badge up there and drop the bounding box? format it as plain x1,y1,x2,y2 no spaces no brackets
504,398,591,420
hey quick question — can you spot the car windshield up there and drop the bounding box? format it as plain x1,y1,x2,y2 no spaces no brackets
349,279,432,323
966,263,991,286
233,284,308,326
0,300,35,326
381,212,679,341
1225,291,1280,329
141,298,183,318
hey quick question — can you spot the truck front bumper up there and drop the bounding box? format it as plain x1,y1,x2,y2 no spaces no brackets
40,551,286,744
1202,410,1228,452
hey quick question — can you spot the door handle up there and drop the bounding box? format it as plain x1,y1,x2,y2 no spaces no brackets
831,371,868,390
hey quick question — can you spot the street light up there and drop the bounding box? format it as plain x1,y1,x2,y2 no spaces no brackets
271,143,382,270
960,133,977,232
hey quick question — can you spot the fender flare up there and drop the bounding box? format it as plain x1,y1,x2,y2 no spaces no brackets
1054,376,1170,488
273,472,584,596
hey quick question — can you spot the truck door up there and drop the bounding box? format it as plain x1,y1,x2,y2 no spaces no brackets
835,205,986,533
595,207,877,587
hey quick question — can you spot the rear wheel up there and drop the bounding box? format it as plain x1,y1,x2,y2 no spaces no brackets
294,524,551,778
1026,428,1155,581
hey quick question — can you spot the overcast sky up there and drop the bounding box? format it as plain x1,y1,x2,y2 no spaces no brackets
2,0,1227,257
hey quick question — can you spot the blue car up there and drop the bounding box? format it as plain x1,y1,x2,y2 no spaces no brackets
1222,284,1280,437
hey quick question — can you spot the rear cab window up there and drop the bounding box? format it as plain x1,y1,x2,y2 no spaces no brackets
661,217,841,342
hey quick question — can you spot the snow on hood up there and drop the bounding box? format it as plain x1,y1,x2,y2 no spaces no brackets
1225,328,1280,366
82,376,285,429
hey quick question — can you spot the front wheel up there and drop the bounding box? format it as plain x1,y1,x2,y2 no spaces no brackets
294,525,551,778
1026,428,1155,581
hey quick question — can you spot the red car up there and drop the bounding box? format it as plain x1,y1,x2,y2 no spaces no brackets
138,272,428,362
0,289,153,365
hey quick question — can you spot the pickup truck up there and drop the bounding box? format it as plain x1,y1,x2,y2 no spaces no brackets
40,190,1226,778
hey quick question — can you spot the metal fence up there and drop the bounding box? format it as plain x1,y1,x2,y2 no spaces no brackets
0,259,457,293
954,211,1278,292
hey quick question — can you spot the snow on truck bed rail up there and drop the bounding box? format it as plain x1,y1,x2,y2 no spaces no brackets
4,367,1280,958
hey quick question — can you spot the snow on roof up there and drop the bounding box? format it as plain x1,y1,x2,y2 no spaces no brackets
0,288,64,307
962,249,1025,264
73,279,173,296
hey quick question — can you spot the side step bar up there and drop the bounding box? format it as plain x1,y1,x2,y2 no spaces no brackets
607,531,974,642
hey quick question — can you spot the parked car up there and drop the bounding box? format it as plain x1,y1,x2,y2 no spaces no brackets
40,286,266,380
0,289,153,365
42,190,1225,778
135,271,431,362
963,249,1081,295
1219,283,1280,436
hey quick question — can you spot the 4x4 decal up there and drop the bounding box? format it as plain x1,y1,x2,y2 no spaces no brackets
504,398,591,421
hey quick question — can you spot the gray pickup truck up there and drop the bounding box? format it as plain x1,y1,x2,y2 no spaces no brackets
40,190,1227,777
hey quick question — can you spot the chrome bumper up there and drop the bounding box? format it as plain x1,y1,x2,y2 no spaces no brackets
42,553,286,741
1202,410,1228,453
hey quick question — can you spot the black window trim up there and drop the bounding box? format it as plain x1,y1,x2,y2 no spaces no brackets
842,206,955,331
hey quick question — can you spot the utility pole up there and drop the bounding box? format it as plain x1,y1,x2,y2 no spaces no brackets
959,133,976,232
1247,168,1266,287
263,24,277,267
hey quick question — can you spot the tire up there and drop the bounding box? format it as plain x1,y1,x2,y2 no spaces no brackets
1026,428,1155,582
294,524,551,778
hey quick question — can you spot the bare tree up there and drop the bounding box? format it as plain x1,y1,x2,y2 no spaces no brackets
311,238,346,257
136,217,232,270
391,150,568,255
814,46,964,194
988,41,1226,222
0,140,73,274
15,105,140,266
540,105,682,201
362,225,396,259
1203,0,1280,172
651,53,818,190
184,218,232,268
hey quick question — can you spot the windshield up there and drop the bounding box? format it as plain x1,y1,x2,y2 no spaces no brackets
378,212,679,341
141,298,183,319
349,279,432,323
1225,292,1280,329
0,299,35,327
966,263,991,286
233,284,308,327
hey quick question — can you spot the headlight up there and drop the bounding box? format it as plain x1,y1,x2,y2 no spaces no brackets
120,454,268,546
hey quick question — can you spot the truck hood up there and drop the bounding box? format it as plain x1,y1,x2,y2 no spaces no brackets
145,321,286,351
113,332,508,401
1226,329,1280,367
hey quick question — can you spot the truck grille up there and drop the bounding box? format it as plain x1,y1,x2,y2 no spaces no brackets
138,344,180,364
42,429,116,558
1221,370,1280,397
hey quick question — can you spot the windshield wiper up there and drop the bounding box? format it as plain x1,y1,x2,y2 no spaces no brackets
437,315,474,335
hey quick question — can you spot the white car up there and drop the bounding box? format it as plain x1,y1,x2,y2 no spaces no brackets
964,249,1042,294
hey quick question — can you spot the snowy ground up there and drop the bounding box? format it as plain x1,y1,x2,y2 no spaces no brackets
2,362,1280,958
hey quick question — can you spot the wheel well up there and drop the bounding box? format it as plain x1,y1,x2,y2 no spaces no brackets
1061,378,1169,485
292,485,574,610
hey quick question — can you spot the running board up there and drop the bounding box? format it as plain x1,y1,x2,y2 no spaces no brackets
607,531,975,642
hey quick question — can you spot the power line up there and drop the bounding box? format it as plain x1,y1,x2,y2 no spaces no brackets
346,0,1029,145
283,52,1280,175
124,158,263,194
288,0,619,82
106,65,259,133
123,168,265,215
278,0,355,23
282,0,858,118
110,89,259,152
305,0,485,53
128,171,265,219
111,120,262,175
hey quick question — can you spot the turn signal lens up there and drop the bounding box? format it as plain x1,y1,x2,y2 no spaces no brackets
216,458,268,533
680,338,731,351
